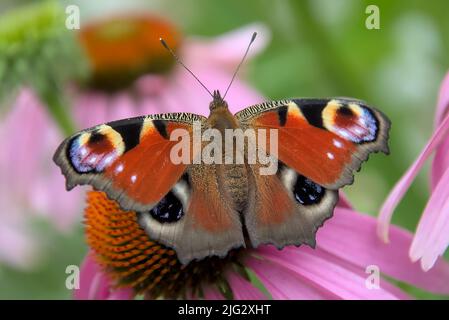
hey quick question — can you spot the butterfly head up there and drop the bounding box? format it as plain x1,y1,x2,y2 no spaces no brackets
209,90,228,111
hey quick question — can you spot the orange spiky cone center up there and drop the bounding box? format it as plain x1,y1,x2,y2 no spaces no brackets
84,191,244,299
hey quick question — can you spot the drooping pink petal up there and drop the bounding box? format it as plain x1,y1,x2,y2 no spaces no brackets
107,287,135,300
72,91,109,128
106,91,147,121
431,72,449,188
338,191,353,209
203,286,224,300
378,111,449,242
74,252,133,300
184,23,270,72
256,246,408,300
430,136,449,189
0,89,48,199
245,254,338,299
226,272,267,300
27,115,83,229
30,168,84,231
134,74,167,97
320,207,449,294
0,88,84,232
410,167,449,271
434,72,449,127
0,215,39,269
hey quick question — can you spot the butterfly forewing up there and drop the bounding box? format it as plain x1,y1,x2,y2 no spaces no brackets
236,98,390,189
53,113,206,212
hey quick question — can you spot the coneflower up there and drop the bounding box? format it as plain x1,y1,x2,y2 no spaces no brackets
75,191,449,299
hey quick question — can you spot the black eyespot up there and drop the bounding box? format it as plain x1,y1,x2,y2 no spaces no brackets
88,131,105,144
149,191,184,223
293,175,325,205
337,106,354,117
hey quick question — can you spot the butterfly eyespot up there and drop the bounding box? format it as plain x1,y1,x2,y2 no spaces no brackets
336,106,354,117
67,125,125,174
322,100,379,144
149,191,185,223
293,175,325,205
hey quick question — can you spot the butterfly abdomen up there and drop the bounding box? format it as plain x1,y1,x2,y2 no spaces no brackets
217,163,249,212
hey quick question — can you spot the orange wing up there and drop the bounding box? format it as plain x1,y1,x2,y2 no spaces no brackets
53,113,205,212
236,98,390,189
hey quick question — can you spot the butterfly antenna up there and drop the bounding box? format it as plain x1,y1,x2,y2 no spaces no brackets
223,32,257,100
160,38,213,98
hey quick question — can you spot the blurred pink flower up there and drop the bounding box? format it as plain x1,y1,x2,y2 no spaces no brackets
76,199,449,300
378,72,449,271
0,23,269,268
0,88,83,268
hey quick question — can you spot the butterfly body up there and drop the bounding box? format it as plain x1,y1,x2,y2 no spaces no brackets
54,91,390,264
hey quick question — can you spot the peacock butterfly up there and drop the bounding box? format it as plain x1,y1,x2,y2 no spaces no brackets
54,33,390,264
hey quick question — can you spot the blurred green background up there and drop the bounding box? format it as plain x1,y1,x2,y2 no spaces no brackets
0,0,448,299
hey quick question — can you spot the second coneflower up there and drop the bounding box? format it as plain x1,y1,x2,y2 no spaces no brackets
78,14,180,91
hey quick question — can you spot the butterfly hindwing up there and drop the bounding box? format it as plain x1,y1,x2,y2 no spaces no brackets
138,164,245,264
236,98,390,189
53,113,206,212
243,161,338,250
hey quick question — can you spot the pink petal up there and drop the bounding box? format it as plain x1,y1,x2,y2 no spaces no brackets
134,74,167,96
0,89,48,197
156,66,264,116
378,111,449,242
0,216,39,269
430,136,449,189
245,254,338,299
320,207,449,294
106,92,141,121
30,171,84,231
226,272,267,300
72,91,109,128
184,23,270,72
431,71,449,188
257,246,407,300
410,167,449,271
434,72,449,127
107,287,135,300
0,88,84,232
337,191,353,209
74,252,134,300
203,286,224,300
